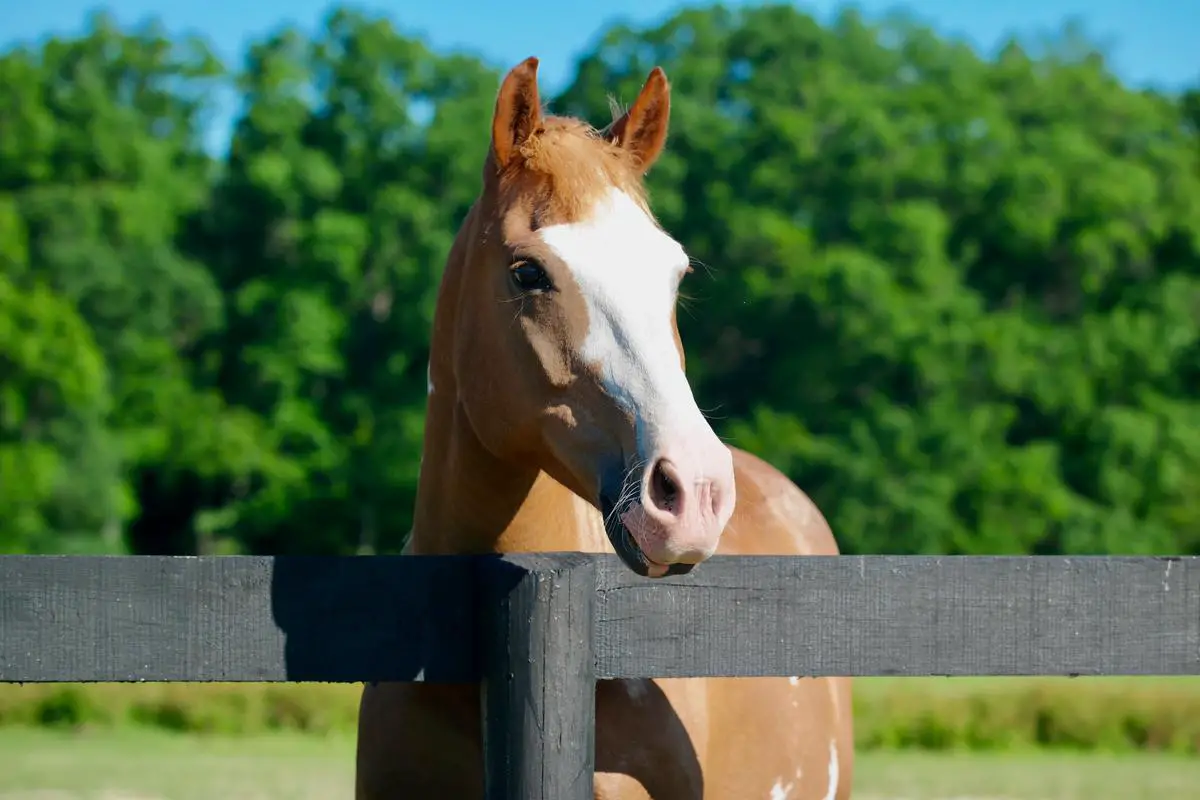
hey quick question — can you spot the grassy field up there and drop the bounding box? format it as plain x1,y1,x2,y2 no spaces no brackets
1,729,1198,800
5,676,1200,754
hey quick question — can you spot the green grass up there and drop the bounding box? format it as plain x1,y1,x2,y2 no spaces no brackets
0,729,354,800
853,751,1200,800
12,676,1200,755
1,729,1199,800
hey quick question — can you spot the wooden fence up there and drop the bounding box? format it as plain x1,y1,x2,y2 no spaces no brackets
2,553,1199,798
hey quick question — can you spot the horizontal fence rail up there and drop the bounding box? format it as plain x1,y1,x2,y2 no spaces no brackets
2,553,1198,683
3,552,1199,800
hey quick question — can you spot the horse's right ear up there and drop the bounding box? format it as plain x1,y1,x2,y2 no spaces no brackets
491,56,543,170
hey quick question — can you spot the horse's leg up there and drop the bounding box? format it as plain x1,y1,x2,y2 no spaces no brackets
355,682,483,799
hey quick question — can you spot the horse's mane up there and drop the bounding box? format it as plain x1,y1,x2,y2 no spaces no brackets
501,112,652,224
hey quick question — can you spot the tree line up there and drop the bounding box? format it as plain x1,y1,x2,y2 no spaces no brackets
2,4,1198,557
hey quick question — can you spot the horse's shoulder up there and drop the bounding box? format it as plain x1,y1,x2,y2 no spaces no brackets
725,446,840,557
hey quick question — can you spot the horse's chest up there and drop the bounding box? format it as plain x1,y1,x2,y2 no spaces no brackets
593,677,710,799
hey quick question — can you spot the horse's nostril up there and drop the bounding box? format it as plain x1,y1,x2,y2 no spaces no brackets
649,459,680,514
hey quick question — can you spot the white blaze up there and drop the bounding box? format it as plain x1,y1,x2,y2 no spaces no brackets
537,187,699,446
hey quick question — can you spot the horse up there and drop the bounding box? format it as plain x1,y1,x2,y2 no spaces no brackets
355,56,853,800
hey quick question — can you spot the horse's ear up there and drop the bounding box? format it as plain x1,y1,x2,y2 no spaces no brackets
492,56,543,170
610,67,671,173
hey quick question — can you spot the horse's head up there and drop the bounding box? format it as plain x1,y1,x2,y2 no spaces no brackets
453,57,734,577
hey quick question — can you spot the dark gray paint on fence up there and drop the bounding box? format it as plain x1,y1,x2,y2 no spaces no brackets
479,554,595,800
594,555,1200,678
1,554,1198,684
0,554,477,683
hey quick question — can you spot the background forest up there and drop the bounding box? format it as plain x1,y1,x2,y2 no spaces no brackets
3,9,1200,798
3,3,1200,562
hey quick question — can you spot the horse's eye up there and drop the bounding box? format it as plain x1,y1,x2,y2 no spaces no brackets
510,260,553,293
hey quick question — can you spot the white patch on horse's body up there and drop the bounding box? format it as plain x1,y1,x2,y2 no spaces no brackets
426,361,434,395
538,187,699,445
769,778,794,800
822,740,839,800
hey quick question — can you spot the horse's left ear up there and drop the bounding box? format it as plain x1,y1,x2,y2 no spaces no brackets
610,67,671,173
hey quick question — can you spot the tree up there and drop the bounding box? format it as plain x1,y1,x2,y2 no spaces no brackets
556,4,1200,555
2,4,1198,558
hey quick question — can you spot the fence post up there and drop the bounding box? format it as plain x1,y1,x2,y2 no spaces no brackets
477,553,597,800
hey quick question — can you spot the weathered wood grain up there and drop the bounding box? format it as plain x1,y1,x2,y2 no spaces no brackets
478,553,596,800
0,554,477,682
595,555,1200,678
2,554,1198,683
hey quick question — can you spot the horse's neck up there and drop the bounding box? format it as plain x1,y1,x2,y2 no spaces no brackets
407,391,608,556
408,200,608,557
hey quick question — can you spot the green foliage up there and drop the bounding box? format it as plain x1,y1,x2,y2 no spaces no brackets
0,683,362,735
1,4,1199,556
3,679,1199,754
556,5,1200,556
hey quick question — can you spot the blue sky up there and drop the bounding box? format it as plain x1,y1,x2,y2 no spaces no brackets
6,0,1197,149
